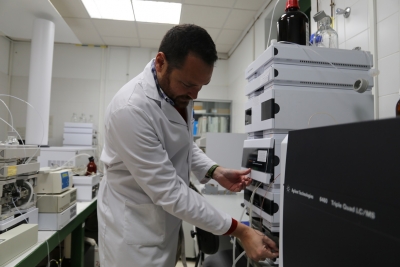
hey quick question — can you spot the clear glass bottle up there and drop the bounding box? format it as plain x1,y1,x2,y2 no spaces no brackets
312,11,338,48
277,0,310,46
79,113,86,123
71,113,79,122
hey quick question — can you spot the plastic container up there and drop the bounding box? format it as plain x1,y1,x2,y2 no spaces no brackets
312,11,338,48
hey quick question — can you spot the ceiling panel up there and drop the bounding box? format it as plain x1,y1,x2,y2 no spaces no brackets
234,0,267,11
50,0,90,18
224,9,256,30
136,23,174,39
8,0,267,54
215,44,232,53
0,0,80,43
216,29,242,45
204,28,221,42
92,19,138,38
140,39,162,49
64,18,104,44
180,5,231,28
183,0,235,8
102,36,140,47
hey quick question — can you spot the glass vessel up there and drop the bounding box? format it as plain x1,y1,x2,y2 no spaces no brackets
79,113,86,123
71,113,79,122
314,16,338,48
85,156,97,176
396,98,400,117
277,0,309,46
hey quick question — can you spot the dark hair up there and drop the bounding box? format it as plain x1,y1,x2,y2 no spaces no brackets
158,24,218,70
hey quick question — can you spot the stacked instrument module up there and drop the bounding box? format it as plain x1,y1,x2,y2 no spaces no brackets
36,169,77,230
242,43,375,264
0,144,40,233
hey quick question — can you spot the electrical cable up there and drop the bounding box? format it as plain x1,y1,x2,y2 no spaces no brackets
0,98,13,131
0,94,45,164
18,180,34,210
54,153,93,171
233,251,246,267
267,0,281,48
232,181,262,266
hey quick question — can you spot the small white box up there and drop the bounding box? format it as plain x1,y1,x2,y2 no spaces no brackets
73,175,100,202
64,127,94,134
63,133,94,146
38,203,77,230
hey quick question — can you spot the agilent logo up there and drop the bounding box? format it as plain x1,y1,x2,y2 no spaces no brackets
287,186,290,192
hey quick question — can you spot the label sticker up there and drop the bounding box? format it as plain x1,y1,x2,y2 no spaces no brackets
61,172,70,189
257,150,268,162
7,166,17,176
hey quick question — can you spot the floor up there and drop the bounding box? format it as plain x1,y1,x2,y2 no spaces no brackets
176,259,196,267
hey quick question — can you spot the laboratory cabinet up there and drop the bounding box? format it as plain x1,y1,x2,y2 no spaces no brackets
193,100,231,137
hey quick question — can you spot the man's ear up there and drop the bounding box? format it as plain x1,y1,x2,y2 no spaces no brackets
155,52,167,73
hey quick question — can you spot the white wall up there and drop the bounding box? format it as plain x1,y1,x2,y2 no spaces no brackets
8,42,229,147
226,0,400,135
375,0,399,118
0,36,11,141
314,0,400,119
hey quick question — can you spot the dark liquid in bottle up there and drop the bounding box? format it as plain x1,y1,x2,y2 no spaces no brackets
396,99,400,117
277,7,309,46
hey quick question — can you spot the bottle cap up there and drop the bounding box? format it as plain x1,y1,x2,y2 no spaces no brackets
313,10,329,22
89,156,94,161
285,0,300,10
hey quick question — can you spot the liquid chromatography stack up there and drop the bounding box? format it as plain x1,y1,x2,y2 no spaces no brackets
241,42,375,262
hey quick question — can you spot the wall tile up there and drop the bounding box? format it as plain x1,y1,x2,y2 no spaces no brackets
345,29,369,50
377,12,399,59
377,0,399,22
336,12,346,44
344,0,369,40
378,52,400,96
379,93,400,118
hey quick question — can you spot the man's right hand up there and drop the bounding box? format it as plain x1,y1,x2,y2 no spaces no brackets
231,222,279,262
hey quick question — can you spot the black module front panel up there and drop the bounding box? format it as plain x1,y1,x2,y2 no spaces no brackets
261,99,274,121
242,148,274,173
282,118,400,267
244,189,279,216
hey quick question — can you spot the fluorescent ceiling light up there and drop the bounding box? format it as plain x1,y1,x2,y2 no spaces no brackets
132,1,181,24
82,0,135,21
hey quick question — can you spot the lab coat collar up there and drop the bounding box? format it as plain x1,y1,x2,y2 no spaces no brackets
142,60,189,126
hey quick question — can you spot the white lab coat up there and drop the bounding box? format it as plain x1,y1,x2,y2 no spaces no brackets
97,60,232,267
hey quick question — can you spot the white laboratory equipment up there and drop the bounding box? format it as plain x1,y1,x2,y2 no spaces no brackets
0,144,40,234
38,146,96,168
242,42,375,242
36,168,78,231
73,174,100,202
63,122,97,146
0,224,38,266
35,169,73,194
37,188,77,213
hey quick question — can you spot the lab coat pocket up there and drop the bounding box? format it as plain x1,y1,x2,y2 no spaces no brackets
123,201,166,246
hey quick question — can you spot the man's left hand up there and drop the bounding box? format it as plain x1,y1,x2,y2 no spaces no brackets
213,167,252,192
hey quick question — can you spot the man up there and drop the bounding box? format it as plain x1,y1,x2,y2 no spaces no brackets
97,24,278,267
